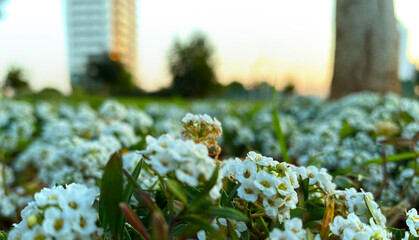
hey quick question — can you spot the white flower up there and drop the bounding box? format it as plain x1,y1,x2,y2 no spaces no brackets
342,228,371,240
9,184,101,239
269,228,299,240
368,218,391,239
263,196,284,218
42,208,72,237
235,159,257,182
175,162,201,187
402,232,410,240
58,184,98,213
22,225,51,240
98,100,127,121
406,208,419,237
254,171,279,197
276,177,293,196
34,186,64,207
197,229,206,240
72,208,98,235
237,179,260,202
330,215,346,236
247,151,275,166
217,218,247,237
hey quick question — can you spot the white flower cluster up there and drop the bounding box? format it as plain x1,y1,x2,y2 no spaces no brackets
139,134,222,199
330,188,391,239
330,213,391,240
292,165,336,195
122,151,158,190
8,184,100,240
269,218,307,240
13,100,151,186
406,208,419,238
335,188,387,225
0,100,154,218
16,135,121,186
145,103,186,136
0,100,35,152
222,151,300,222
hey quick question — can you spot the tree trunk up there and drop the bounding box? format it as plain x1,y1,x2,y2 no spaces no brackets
330,0,399,99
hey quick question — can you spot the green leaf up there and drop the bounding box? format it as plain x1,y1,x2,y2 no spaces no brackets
220,190,234,208
272,108,289,163
227,182,241,203
123,158,144,204
123,227,132,240
257,216,269,238
241,230,250,240
171,224,187,238
0,231,7,240
99,152,124,239
301,177,309,201
118,158,145,239
388,227,407,240
185,186,200,200
166,179,188,204
204,207,248,222
220,182,240,208
290,207,306,218
180,215,214,232
339,121,354,139
306,206,325,222
334,176,357,189
190,166,219,210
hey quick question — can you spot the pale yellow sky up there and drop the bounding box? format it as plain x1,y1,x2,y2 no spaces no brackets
0,0,418,97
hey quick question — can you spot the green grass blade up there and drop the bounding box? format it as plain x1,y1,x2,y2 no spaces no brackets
272,108,289,163
123,158,144,204
361,152,418,166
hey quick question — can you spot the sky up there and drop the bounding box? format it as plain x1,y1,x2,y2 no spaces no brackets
0,0,418,97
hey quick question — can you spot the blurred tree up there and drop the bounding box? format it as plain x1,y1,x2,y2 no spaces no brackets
81,52,135,95
1,67,31,95
283,83,295,94
168,33,221,97
330,0,399,98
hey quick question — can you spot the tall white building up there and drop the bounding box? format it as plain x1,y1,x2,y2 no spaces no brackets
64,0,138,85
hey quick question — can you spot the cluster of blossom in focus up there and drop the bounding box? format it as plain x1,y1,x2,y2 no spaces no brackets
221,151,336,222
221,152,300,221
139,134,222,200
181,113,222,159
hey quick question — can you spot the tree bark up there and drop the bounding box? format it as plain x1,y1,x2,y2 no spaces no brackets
330,0,399,99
